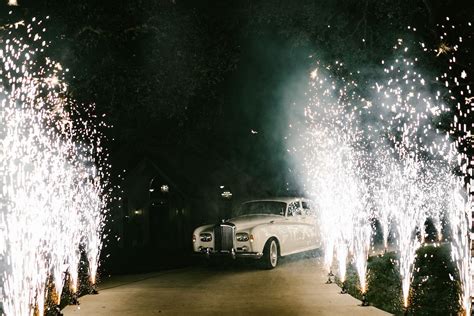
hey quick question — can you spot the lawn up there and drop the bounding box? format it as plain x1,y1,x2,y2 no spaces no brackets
340,244,461,315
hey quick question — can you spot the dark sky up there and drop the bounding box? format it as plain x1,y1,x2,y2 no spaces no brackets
0,0,472,198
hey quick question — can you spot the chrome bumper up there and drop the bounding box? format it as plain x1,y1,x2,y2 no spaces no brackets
195,247,263,259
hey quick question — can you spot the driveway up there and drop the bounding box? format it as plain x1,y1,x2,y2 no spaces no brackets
63,255,391,315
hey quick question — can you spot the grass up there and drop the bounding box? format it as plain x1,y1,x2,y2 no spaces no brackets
339,244,461,315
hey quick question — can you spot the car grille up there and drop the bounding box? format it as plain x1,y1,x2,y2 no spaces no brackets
213,223,235,252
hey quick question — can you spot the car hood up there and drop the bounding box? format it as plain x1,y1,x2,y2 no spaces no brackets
199,215,284,233
228,214,284,231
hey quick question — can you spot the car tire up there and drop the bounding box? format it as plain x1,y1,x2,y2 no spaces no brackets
261,238,279,269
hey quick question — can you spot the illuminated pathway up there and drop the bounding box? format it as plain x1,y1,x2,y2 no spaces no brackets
63,256,389,316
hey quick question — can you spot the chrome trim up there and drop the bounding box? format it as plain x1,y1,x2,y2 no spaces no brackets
236,232,249,242
199,232,212,242
195,248,263,259
213,222,235,251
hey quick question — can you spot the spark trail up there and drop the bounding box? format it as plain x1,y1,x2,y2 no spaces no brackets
289,19,472,313
0,16,108,316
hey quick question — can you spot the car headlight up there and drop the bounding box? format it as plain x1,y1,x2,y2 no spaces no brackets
236,232,249,242
200,233,212,242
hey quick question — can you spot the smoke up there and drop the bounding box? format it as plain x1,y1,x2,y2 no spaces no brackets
284,20,471,306
0,16,109,315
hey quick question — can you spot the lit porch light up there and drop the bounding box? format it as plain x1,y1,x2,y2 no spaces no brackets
221,191,232,199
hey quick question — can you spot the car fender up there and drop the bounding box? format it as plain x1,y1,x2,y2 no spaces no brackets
193,224,213,235
192,224,214,251
249,223,286,255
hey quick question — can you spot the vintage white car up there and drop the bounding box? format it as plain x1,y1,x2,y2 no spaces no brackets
192,197,321,269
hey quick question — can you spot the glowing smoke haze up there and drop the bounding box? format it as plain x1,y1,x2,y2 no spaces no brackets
288,21,472,312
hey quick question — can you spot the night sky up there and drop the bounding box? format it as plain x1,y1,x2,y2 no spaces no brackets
0,2,473,313
1,0,472,198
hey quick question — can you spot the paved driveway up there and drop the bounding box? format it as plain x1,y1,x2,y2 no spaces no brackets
63,256,391,315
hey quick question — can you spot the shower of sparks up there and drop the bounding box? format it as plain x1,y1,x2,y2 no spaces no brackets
289,20,472,312
0,16,109,316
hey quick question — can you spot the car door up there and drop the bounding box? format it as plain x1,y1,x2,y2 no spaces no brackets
285,201,306,252
301,200,321,249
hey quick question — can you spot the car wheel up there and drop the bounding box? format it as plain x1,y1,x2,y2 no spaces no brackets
261,238,279,269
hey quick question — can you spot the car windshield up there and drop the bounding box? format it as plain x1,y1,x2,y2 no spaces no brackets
235,201,287,216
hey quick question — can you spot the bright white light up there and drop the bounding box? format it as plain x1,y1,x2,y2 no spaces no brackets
0,17,108,315
289,29,471,308
221,191,232,199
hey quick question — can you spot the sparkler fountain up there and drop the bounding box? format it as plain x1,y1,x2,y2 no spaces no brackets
296,65,373,296
289,19,472,314
0,16,108,316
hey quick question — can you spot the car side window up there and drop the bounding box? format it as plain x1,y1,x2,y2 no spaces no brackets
302,201,316,216
287,202,302,216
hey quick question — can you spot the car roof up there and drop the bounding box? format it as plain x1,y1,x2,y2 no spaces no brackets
242,197,308,204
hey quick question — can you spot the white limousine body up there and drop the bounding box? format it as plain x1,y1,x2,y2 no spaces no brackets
192,197,321,269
